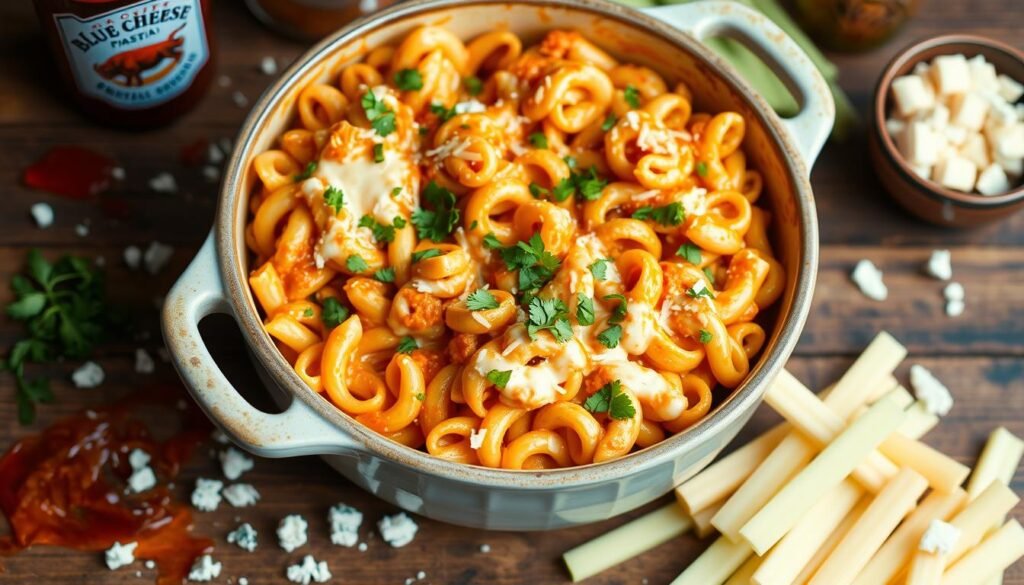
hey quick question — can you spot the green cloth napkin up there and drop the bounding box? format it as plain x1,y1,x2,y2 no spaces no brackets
616,0,857,139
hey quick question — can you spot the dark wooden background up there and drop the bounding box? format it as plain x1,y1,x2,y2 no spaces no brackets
1,1,1022,583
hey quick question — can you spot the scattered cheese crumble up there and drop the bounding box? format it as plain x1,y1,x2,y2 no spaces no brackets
227,522,259,552
148,172,178,194
143,242,174,275
277,514,309,552
134,349,155,374
71,361,105,388
286,555,332,584
260,56,278,76
329,503,363,547
378,513,419,548
469,428,487,450
910,364,954,416
191,478,223,512
105,541,137,570
30,203,54,228
480,544,491,553
124,245,142,269
944,281,965,317
919,518,961,555
851,259,888,301
127,466,157,494
223,483,261,507
219,447,255,480
187,555,222,582
925,249,952,280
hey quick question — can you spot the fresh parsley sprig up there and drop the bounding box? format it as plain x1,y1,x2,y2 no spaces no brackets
466,289,500,311
597,294,628,349
526,297,573,343
361,91,396,136
632,202,685,226
583,379,636,420
411,182,460,242
496,234,561,298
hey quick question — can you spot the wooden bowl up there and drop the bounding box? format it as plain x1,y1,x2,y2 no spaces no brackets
869,35,1024,227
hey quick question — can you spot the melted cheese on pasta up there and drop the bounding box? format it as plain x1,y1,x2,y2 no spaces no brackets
472,339,588,410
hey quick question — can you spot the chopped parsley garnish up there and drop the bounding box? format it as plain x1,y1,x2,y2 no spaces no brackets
583,379,636,420
597,325,622,349
394,68,423,91
464,75,483,96
294,161,317,181
623,85,641,109
321,297,350,329
3,250,124,424
482,232,503,249
529,182,549,199
563,155,577,169
323,186,345,214
373,267,395,283
576,294,594,326
589,258,611,281
632,202,685,226
529,132,548,149
373,143,385,163
596,294,627,349
604,293,628,324
601,113,617,132
696,161,709,177
393,216,407,229
466,289,500,311
703,266,716,285
525,297,573,342
699,329,713,344
390,186,402,198
396,336,418,354
469,219,479,231
346,254,369,273
676,243,702,265
430,102,456,122
572,166,608,201
414,392,425,401
551,177,576,202
486,369,512,389
687,281,716,300
496,234,561,297
361,90,396,136
411,248,443,263
411,181,460,242
302,308,314,318
359,215,400,244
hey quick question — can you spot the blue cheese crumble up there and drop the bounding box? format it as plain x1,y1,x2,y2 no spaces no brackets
187,555,222,582
378,513,419,548
191,478,223,512
277,514,309,552
227,522,258,552
286,555,332,584
105,541,137,570
328,503,363,547
219,447,254,480
223,483,260,507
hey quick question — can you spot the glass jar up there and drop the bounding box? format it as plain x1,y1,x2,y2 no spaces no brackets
790,0,921,53
244,0,401,41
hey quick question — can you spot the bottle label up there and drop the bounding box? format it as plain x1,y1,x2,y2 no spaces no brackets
53,0,208,110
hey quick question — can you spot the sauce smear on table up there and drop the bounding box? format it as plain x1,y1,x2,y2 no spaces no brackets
0,394,212,584
22,146,117,200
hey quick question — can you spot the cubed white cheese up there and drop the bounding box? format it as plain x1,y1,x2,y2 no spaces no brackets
219,447,254,480
942,124,968,146
72,361,105,388
851,260,887,301
958,132,991,169
227,522,259,552
148,172,178,194
949,93,990,131
925,250,952,280
378,513,419,548
329,503,363,547
469,428,487,450
134,349,155,374
986,95,1018,127
191,478,223,511
927,102,950,129
910,364,954,416
976,163,1012,195
902,122,940,167
910,164,932,181
891,75,936,117
259,56,278,76
277,514,309,552
123,245,142,269
187,555,222,582
968,55,999,93
1017,103,1024,121
127,467,157,493
989,124,1024,159
996,152,1023,177
30,203,54,228
930,54,971,95
885,117,906,136
997,74,1024,102
143,242,174,275
913,61,930,77
223,483,260,507
286,555,332,585
919,519,961,555
934,156,978,192
105,541,138,570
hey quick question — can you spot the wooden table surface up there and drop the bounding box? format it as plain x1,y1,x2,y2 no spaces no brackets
1,1,1022,584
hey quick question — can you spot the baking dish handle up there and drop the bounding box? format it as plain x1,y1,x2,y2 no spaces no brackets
162,233,361,458
644,0,835,170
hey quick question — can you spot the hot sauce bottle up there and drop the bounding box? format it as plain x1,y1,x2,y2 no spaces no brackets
32,0,216,127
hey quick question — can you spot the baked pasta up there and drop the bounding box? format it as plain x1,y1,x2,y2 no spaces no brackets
245,26,785,469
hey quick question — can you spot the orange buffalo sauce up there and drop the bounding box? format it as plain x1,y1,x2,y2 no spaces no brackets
0,393,212,584
32,0,216,127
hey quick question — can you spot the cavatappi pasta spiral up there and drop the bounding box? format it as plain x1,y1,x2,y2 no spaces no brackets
246,26,784,470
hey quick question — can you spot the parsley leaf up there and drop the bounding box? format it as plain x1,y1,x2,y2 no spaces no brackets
703,266,716,285
623,85,641,109
396,336,418,354
466,289,500,311
374,267,395,283
411,248,443,263
430,102,456,122
632,202,685,226
463,76,483,96
361,90,396,136
526,297,573,342
601,113,617,132
597,324,623,349
411,181,460,242
294,161,317,181
699,329,713,344
576,294,595,326
321,297,349,328
393,216,407,229
303,308,314,318
358,215,399,244
604,293,628,324
529,132,548,149
373,143,385,163
394,68,423,91
583,379,636,420
486,369,512,389
563,155,577,169
589,258,611,281
469,219,479,231
572,166,608,201
482,232,503,249
551,177,575,202
391,186,402,198
696,161,708,177
346,254,369,273
687,281,716,300
497,234,561,297
529,182,549,198
324,186,345,214
676,243,702,265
